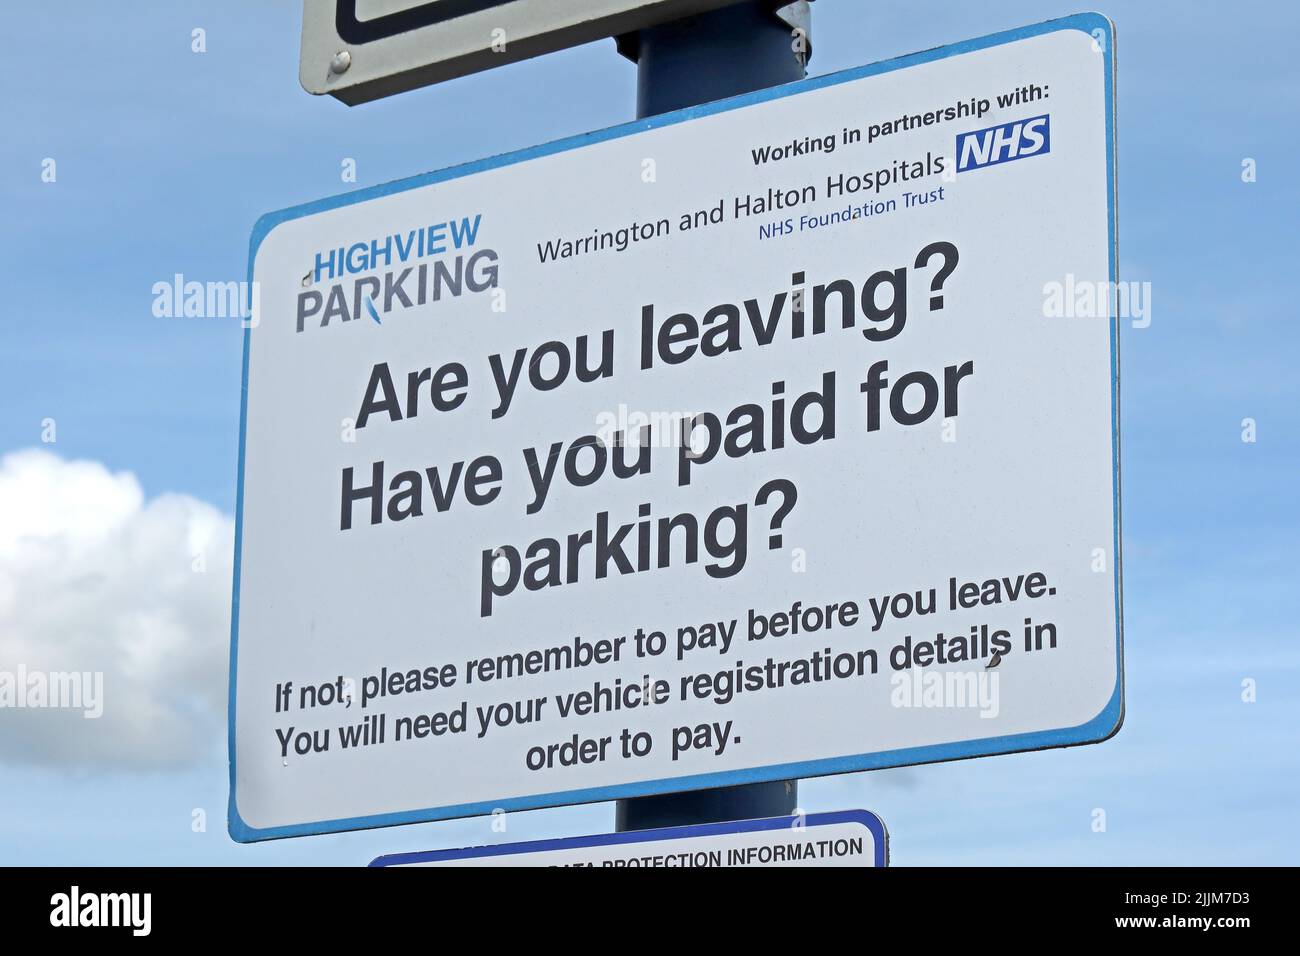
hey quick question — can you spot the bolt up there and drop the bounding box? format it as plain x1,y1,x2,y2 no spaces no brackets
330,50,352,75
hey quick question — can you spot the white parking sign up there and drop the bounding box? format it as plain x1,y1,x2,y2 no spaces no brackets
232,14,1121,841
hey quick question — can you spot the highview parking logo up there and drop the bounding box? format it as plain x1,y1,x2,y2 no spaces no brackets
295,213,499,332
955,114,1051,172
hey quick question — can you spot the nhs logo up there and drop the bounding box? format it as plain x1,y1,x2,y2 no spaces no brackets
956,114,1050,172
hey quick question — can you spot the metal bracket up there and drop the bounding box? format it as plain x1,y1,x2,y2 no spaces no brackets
617,0,812,66
776,1,812,68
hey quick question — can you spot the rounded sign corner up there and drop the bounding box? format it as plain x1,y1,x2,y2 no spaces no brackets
226,793,261,845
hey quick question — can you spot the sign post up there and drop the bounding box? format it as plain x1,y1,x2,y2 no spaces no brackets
613,0,811,834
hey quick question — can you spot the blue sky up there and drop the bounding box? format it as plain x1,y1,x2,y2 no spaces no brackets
0,0,1297,865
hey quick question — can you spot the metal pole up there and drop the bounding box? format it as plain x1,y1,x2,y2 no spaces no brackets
613,0,810,834
618,1,811,119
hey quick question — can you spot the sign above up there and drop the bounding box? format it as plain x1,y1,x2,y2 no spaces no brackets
300,0,744,104
371,810,888,866
232,14,1121,841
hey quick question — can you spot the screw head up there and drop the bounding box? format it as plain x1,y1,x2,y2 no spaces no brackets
329,50,352,75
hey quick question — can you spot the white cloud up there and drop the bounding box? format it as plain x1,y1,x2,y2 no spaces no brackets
0,449,232,769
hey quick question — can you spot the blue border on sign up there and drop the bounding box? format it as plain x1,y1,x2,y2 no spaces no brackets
229,11,1122,842
369,809,888,867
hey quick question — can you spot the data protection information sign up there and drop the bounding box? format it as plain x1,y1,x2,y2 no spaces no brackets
231,13,1121,841
370,810,888,866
